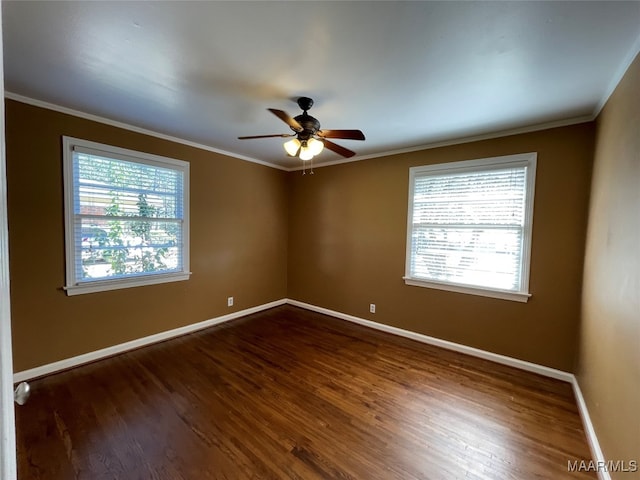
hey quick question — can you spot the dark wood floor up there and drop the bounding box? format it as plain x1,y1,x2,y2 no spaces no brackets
16,305,595,479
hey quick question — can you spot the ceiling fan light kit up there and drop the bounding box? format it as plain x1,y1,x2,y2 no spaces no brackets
307,138,324,156
238,96,365,168
283,138,301,156
299,144,314,161
285,137,324,160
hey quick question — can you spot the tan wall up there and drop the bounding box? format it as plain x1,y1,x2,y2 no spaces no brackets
578,54,640,478
6,99,597,375
288,123,595,371
6,100,289,372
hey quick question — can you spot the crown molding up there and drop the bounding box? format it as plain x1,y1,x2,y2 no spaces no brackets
593,31,640,118
3,92,288,171
293,114,595,171
2,91,602,173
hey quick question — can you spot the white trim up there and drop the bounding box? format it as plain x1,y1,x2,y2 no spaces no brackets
62,136,191,295
403,277,531,303
407,153,536,173
285,299,573,382
0,9,18,479
14,295,576,387
571,377,611,480
64,272,191,296
13,39,640,175
404,152,537,302
287,299,611,471
13,299,286,383
290,115,593,171
71,140,191,170
4,92,288,172
11,295,606,476
6,91,595,173
593,32,640,118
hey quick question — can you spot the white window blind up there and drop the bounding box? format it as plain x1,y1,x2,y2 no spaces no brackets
405,153,536,302
63,137,190,295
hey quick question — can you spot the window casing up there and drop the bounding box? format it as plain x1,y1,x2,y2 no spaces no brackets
404,153,536,302
63,137,190,295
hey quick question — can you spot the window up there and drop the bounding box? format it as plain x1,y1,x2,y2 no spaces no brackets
63,137,190,295
404,152,536,302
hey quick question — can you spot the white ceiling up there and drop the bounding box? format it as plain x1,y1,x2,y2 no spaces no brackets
3,1,640,170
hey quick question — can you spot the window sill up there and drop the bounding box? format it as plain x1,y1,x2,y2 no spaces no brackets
403,277,531,303
64,272,191,296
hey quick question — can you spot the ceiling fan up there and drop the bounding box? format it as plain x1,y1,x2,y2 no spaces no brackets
238,97,365,161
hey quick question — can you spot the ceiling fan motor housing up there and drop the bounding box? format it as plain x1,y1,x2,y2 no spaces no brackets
293,113,320,139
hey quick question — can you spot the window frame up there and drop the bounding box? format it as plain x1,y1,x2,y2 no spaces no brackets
62,136,190,296
404,152,537,303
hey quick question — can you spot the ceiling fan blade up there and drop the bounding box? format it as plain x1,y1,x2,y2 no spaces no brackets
317,129,365,140
267,108,303,132
238,134,294,140
323,139,356,158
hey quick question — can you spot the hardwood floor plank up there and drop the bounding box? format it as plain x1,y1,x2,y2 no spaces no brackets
16,305,596,479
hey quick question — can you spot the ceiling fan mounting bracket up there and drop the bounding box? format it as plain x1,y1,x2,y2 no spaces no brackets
297,97,314,112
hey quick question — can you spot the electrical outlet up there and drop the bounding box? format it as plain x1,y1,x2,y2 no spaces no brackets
369,303,376,314
227,296,234,307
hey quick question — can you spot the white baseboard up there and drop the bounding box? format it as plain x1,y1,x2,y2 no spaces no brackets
571,377,611,480
286,299,611,476
14,296,606,478
286,299,574,382
13,299,287,383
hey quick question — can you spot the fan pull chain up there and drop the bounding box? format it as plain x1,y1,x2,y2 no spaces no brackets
310,156,314,175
